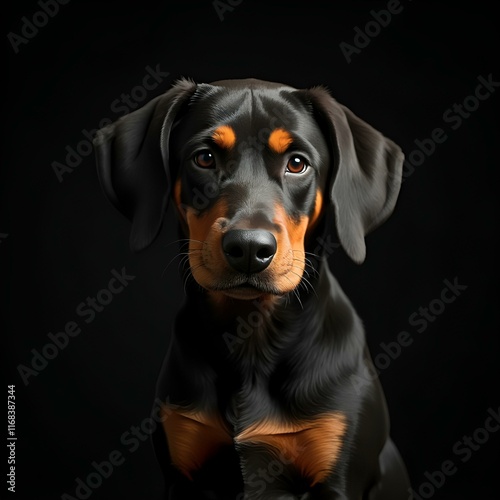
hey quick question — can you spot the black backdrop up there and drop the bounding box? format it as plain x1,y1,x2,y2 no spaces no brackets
4,1,499,499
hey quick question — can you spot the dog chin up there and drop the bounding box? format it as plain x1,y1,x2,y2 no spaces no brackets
219,286,269,300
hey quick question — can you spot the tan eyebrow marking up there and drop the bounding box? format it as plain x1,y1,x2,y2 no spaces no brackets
268,128,293,153
212,125,236,150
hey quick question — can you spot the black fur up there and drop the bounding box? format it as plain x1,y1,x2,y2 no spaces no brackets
94,78,410,499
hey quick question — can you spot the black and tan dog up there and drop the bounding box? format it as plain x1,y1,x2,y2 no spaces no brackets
94,78,411,499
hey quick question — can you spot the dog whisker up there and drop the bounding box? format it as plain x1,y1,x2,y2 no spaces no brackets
290,258,318,282
289,268,318,299
168,238,205,245
182,263,205,295
303,250,322,262
161,250,202,277
292,252,320,275
177,255,192,273
304,262,320,278
290,259,310,278
282,274,304,309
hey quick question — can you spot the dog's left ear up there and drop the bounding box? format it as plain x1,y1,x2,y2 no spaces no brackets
94,78,197,252
297,87,404,264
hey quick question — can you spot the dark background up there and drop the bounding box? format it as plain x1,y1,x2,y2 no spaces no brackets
3,1,499,499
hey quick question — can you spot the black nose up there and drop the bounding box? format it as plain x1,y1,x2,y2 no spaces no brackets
222,229,277,274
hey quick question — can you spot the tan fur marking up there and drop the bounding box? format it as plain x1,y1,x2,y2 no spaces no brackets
186,200,229,288
212,125,236,150
160,405,232,480
186,200,227,243
174,179,181,207
236,413,347,486
268,128,293,153
307,189,323,233
270,203,309,292
184,197,312,295
173,178,186,220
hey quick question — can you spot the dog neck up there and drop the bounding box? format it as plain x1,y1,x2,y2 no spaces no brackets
175,257,364,379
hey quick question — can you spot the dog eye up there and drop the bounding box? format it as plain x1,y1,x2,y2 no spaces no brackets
286,155,308,174
194,150,216,169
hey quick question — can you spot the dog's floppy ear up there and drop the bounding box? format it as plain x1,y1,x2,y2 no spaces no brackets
300,87,404,264
93,78,197,252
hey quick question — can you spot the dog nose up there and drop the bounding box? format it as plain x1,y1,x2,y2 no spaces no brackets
222,229,277,274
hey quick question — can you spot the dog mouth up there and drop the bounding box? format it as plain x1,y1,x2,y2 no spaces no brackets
208,276,285,299
219,286,266,300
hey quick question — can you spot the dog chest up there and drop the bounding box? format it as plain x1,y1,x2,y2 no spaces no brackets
160,403,347,486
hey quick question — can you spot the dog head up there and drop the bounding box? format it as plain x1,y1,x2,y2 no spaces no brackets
94,78,403,299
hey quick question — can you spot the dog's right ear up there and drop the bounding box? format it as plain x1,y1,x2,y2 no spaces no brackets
93,78,197,252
